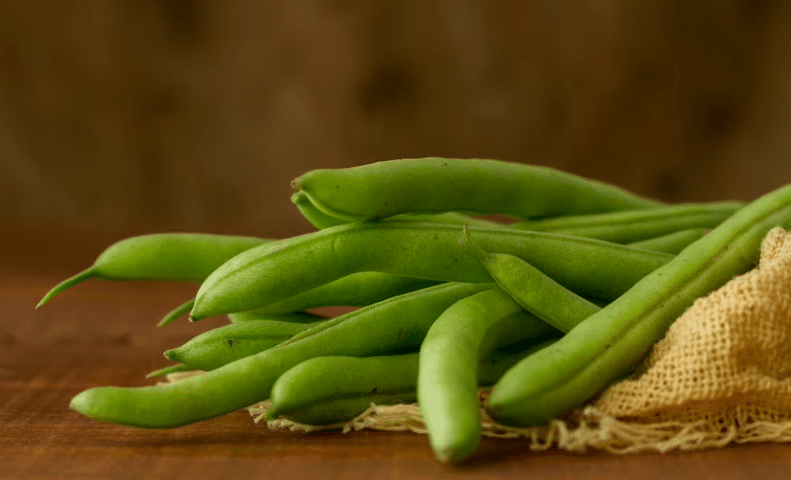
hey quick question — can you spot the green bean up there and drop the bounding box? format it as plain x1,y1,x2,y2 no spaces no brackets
267,353,420,425
391,213,503,229
38,233,268,307
265,341,557,426
69,282,490,428
511,202,743,243
292,158,662,221
481,253,600,333
164,318,326,371
486,182,791,427
292,191,348,229
229,272,440,317
145,363,194,378
293,190,505,230
418,287,555,463
158,299,195,327
226,311,327,323
159,274,438,327
172,298,327,328
626,228,707,254
152,310,333,375
467,232,600,333
190,222,672,320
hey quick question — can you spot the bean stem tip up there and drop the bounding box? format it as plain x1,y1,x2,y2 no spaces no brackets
35,268,95,308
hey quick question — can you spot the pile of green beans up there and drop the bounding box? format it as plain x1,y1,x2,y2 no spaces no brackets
39,157,789,464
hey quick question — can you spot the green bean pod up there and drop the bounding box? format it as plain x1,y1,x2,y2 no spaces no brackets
267,353,420,425
293,190,505,230
626,228,707,254
164,317,327,371
467,234,601,332
226,311,328,323
230,272,440,317
512,202,743,243
418,287,555,463
292,158,662,221
158,299,195,327
69,282,491,428
38,233,268,307
190,222,672,320
145,363,195,378
160,274,439,327
265,342,556,426
387,212,503,229
292,191,348,229
486,182,791,427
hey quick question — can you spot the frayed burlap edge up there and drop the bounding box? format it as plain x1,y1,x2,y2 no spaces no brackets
162,371,791,454
247,389,791,454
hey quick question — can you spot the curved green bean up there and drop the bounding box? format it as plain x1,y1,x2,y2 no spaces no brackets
418,287,555,463
69,282,490,428
265,342,557,427
190,222,672,320
390,213,502,229
293,190,505,230
146,363,194,378
158,299,195,327
164,317,326,371
267,353,420,425
38,233,268,307
512,202,743,243
626,228,707,254
292,191,348,229
159,274,439,327
226,311,328,323
467,232,601,332
486,182,791,427
292,158,662,221
165,277,440,327
230,272,440,317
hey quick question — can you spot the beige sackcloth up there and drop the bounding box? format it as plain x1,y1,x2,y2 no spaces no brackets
176,228,791,453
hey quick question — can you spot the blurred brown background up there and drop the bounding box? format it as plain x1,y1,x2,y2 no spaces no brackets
2,0,791,243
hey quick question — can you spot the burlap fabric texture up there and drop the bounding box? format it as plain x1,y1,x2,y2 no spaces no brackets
179,228,791,453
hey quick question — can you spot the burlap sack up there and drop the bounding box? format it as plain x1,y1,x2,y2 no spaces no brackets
246,227,791,453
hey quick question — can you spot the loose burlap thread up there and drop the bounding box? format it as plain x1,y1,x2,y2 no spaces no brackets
173,228,791,453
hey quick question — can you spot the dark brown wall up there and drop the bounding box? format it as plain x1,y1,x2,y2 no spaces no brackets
2,0,791,237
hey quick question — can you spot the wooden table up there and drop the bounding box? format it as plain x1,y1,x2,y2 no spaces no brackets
1,227,789,479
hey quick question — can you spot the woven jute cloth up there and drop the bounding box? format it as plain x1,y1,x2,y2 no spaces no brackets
243,227,791,453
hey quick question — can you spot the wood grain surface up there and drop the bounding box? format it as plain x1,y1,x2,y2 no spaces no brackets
1,228,790,479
